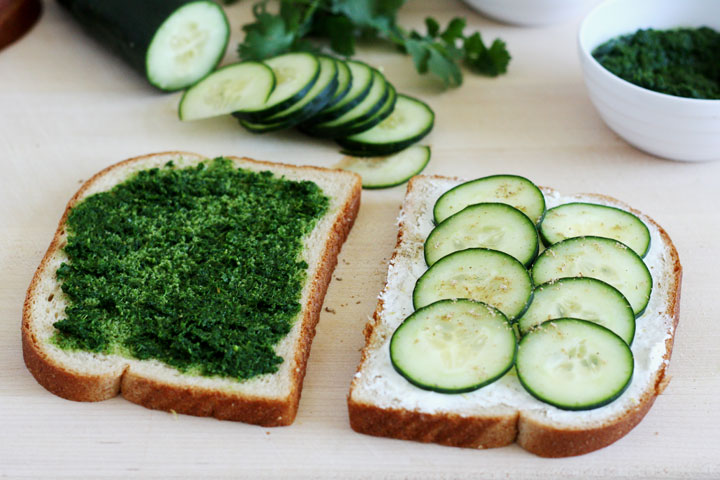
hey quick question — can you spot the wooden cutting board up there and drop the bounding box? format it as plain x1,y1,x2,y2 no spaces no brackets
1,1,719,478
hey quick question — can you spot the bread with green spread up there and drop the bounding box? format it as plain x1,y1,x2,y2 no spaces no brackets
22,151,361,426
347,174,681,457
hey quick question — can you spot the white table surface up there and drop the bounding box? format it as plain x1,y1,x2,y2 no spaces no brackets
1,1,719,478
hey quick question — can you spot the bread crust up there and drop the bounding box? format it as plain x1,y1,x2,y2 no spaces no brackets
22,151,361,427
348,402,518,449
347,175,682,457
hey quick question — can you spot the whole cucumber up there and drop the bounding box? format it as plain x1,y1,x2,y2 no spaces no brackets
57,0,229,91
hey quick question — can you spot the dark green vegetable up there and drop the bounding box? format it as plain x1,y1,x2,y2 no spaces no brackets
57,0,230,91
53,158,329,381
593,27,720,100
237,0,511,88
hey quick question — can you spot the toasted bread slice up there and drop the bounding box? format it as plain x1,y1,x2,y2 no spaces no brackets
348,174,681,457
23,151,361,426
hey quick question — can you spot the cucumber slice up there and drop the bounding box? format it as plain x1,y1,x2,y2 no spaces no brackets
434,175,546,225
531,236,652,316
146,1,229,91
425,203,539,268
390,299,517,394
304,60,374,124
336,94,434,156
178,62,276,121
339,84,397,137
259,55,339,125
516,318,634,410
237,117,293,134
337,145,430,189
540,202,651,258
320,57,353,112
240,52,320,119
304,69,389,137
57,0,230,92
413,248,533,320
517,278,635,345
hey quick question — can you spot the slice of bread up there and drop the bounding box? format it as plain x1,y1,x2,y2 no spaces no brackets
23,151,361,427
347,174,682,457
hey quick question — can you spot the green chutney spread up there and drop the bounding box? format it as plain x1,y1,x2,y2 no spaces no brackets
53,158,329,381
593,26,720,100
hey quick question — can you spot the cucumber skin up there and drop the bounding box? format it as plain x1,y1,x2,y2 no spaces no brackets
177,61,276,121
433,174,547,226
335,128,432,157
390,299,517,394
360,145,430,190
302,77,391,139
539,202,651,258
412,247,534,319
327,84,398,139
236,53,322,121
516,318,634,411
303,60,375,125
335,102,435,156
531,235,652,317
340,100,397,137
57,0,228,92
234,83,338,132
314,56,353,113
249,62,339,126
236,112,306,133
424,202,539,268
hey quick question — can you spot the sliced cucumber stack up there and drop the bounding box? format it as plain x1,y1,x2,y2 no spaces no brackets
413,248,533,320
304,60,374,125
390,299,517,394
58,0,230,92
424,203,539,267
337,145,430,189
317,56,353,113
532,236,652,316
517,278,635,345
304,69,390,138
256,55,339,126
540,202,651,257
516,318,634,410
434,175,546,225
235,52,320,120
340,84,397,137
236,117,293,134
179,62,276,121
336,94,434,156
176,52,435,188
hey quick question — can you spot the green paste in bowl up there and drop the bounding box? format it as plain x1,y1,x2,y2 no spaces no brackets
592,26,720,100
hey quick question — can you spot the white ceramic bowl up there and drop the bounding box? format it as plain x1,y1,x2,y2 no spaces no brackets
578,0,720,162
463,0,600,27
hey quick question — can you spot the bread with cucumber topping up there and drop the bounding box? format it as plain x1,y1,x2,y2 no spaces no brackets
23,151,361,426
347,174,681,457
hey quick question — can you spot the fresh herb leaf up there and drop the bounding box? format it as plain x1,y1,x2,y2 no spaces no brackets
330,0,404,31
238,3,298,59
425,17,440,38
440,17,466,44
312,13,356,56
464,33,510,77
236,0,511,87
428,45,463,87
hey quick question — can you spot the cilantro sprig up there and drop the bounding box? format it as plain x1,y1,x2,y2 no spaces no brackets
237,0,511,87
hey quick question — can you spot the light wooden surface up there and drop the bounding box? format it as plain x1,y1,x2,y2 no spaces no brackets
2,1,719,478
